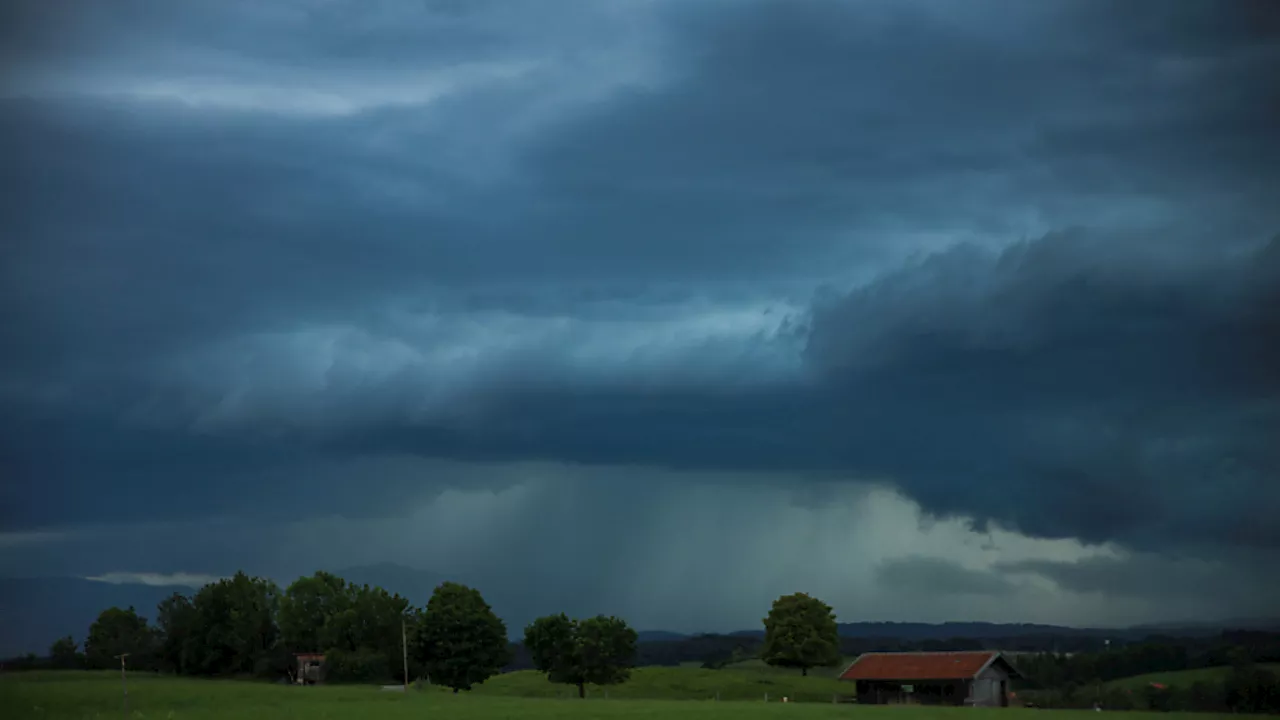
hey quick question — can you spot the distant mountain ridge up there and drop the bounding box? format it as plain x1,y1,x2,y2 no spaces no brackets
655,619,1280,643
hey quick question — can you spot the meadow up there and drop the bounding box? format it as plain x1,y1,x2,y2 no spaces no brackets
0,671,1260,720
473,662,853,701
1104,664,1280,692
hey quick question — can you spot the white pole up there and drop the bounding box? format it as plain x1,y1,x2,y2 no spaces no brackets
115,653,130,718
402,617,410,691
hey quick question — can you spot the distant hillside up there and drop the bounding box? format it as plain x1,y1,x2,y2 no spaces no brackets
726,621,1113,641
1106,664,1280,691
837,621,1107,639
1131,618,1280,633
723,620,1280,642
635,631,691,642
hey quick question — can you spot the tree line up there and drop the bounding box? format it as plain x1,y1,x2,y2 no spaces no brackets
26,576,1280,712
27,583,849,687
1014,636,1280,714
35,570,640,695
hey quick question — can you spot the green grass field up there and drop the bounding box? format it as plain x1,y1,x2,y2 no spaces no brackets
473,663,852,701
1104,664,1280,692
0,671,1258,720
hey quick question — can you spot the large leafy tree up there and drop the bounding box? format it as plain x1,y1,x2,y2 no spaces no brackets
188,572,281,676
279,572,410,682
327,584,409,653
279,571,353,653
84,606,155,670
326,583,411,682
524,613,638,698
413,582,509,692
155,593,197,674
355,584,412,676
760,592,841,676
524,613,580,692
578,616,638,688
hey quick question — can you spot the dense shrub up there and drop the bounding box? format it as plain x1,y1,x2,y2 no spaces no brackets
322,647,392,684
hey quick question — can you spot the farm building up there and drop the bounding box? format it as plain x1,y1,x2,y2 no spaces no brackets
293,653,325,685
838,651,1022,707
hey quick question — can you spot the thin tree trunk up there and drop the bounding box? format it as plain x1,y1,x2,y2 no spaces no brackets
578,682,585,699
802,667,808,677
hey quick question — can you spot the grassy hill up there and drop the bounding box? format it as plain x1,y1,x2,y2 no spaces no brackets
716,658,852,678
1106,664,1280,691
0,671,1243,720
471,663,853,702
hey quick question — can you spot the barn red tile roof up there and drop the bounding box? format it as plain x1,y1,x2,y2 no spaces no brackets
839,651,1001,681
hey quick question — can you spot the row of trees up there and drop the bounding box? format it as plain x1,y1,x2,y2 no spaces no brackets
1017,654,1280,714
43,581,843,690
1010,638,1280,714
48,570,640,695
1014,635,1280,689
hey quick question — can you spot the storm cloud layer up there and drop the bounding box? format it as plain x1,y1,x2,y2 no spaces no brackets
2,0,1279,627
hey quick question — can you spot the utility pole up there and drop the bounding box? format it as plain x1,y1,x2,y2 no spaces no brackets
401,616,409,692
114,653,130,717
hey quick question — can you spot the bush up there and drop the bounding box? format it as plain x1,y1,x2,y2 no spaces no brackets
1185,680,1226,712
322,647,392,684
1225,666,1280,714
1100,686,1136,710
252,645,296,682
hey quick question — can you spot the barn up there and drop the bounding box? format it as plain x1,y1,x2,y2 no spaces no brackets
838,651,1022,707
293,653,325,685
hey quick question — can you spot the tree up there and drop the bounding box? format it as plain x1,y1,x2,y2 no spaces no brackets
155,593,196,674
578,615,638,689
413,582,509,692
188,572,281,676
49,636,81,669
1225,665,1280,714
279,571,352,654
525,613,581,694
280,572,412,683
328,583,410,675
760,592,841,676
524,613,638,698
85,606,155,670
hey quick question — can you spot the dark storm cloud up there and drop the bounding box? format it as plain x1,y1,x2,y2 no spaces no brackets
515,0,1280,273
389,232,1277,555
3,0,1279,575
875,557,1014,597
807,232,1280,549
998,553,1280,613
7,231,1277,560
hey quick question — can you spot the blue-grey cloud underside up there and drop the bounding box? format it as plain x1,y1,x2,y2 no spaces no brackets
2,0,1279,573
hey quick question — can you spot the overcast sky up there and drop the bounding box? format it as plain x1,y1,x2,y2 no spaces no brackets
2,0,1278,632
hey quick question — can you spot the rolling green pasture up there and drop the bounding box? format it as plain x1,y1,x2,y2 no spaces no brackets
474,663,853,701
0,670,1255,720
1104,664,1280,692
